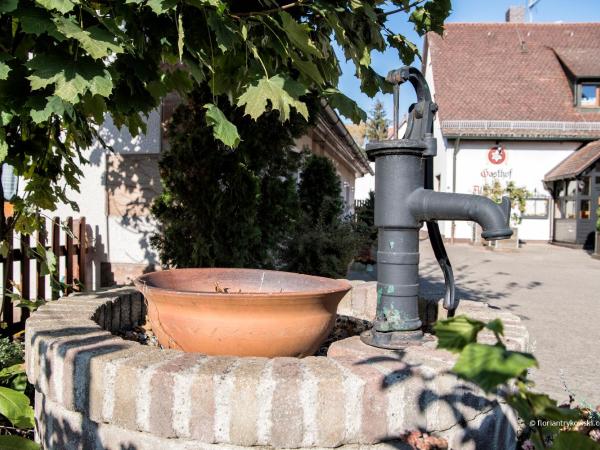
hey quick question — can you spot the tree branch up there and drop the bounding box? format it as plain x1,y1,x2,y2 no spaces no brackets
378,0,426,18
230,1,300,18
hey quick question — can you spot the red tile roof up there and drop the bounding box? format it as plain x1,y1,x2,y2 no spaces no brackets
554,48,600,78
425,23,600,138
544,140,600,181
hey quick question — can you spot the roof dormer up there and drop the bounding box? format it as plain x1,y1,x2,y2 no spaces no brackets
554,48,600,110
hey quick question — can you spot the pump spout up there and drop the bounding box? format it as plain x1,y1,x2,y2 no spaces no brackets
409,189,513,241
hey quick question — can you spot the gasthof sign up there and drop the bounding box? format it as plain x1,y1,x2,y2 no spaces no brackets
481,168,513,179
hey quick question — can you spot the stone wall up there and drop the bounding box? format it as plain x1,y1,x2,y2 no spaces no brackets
26,284,529,450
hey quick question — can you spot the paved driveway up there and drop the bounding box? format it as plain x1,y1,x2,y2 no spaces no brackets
351,241,600,406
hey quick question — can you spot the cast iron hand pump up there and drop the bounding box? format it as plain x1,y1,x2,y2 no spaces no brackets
361,66,513,350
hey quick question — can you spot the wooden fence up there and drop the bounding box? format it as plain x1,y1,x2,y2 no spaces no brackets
0,216,88,332
355,199,369,209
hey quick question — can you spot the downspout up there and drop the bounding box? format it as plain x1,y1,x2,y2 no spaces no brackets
104,150,110,267
451,136,461,244
549,186,555,243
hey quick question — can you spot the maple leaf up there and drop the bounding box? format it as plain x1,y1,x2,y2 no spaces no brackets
54,17,123,60
203,103,241,148
237,75,308,122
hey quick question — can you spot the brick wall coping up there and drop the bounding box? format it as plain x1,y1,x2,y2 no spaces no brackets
25,283,529,450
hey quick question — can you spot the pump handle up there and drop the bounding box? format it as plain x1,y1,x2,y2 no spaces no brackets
386,66,437,144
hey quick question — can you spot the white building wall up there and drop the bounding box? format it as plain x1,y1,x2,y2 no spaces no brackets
426,45,454,236
103,110,161,273
355,162,375,200
50,110,161,289
50,143,108,291
447,140,578,241
355,122,407,201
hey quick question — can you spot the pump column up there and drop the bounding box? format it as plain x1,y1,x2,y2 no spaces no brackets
361,147,427,349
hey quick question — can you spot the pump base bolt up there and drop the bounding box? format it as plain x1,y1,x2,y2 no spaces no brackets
360,329,434,349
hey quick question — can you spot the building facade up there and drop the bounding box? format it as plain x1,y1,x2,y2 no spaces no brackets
423,9,600,244
544,140,600,246
52,98,371,288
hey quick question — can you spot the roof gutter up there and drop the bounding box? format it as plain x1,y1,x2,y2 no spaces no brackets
443,133,600,142
320,100,374,176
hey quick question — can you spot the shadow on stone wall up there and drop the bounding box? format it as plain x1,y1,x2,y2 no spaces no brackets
355,349,515,449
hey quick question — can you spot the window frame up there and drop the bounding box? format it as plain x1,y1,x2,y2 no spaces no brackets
577,81,600,109
579,199,591,220
522,197,550,220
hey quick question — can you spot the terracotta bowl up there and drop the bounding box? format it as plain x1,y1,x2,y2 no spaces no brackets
133,268,352,357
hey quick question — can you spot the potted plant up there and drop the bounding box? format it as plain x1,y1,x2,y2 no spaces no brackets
482,180,530,249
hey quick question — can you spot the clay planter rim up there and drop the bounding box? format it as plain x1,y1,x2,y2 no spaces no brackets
133,268,351,356
134,267,352,300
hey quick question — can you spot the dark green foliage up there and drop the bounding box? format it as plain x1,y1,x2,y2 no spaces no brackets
355,191,376,234
354,190,377,258
150,85,310,269
152,88,363,278
297,154,344,224
0,337,23,370
285,154,359,278
0,0,451,242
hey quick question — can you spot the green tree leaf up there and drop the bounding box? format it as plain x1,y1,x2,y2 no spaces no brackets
453,343,537,392
0,435,40,450
88,71,113,97
26,55,113,103
203,103,241,148
0,241,9,258
37,244,57,276
238,75,308,121
0,364,25,381
0,364,28,392
486,318,504,336
323,88,366,124
290,53,324,85
81,94,107,123
434,315,486,353
0,111,13,127
0,0,18,13
0,386,35,428
29,95,65,123
507,391,579,424
278,11,321,58
409,0,451,35
54,17,123,59
206,12,239,52
16,298,47,312
553,431,600,450
146,0,177,14
15,6,56,36
35,0,76,14
0,60,10,80
0,129,7,164
387,34,420,65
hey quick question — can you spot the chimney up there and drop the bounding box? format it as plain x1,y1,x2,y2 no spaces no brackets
505,6,526,22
